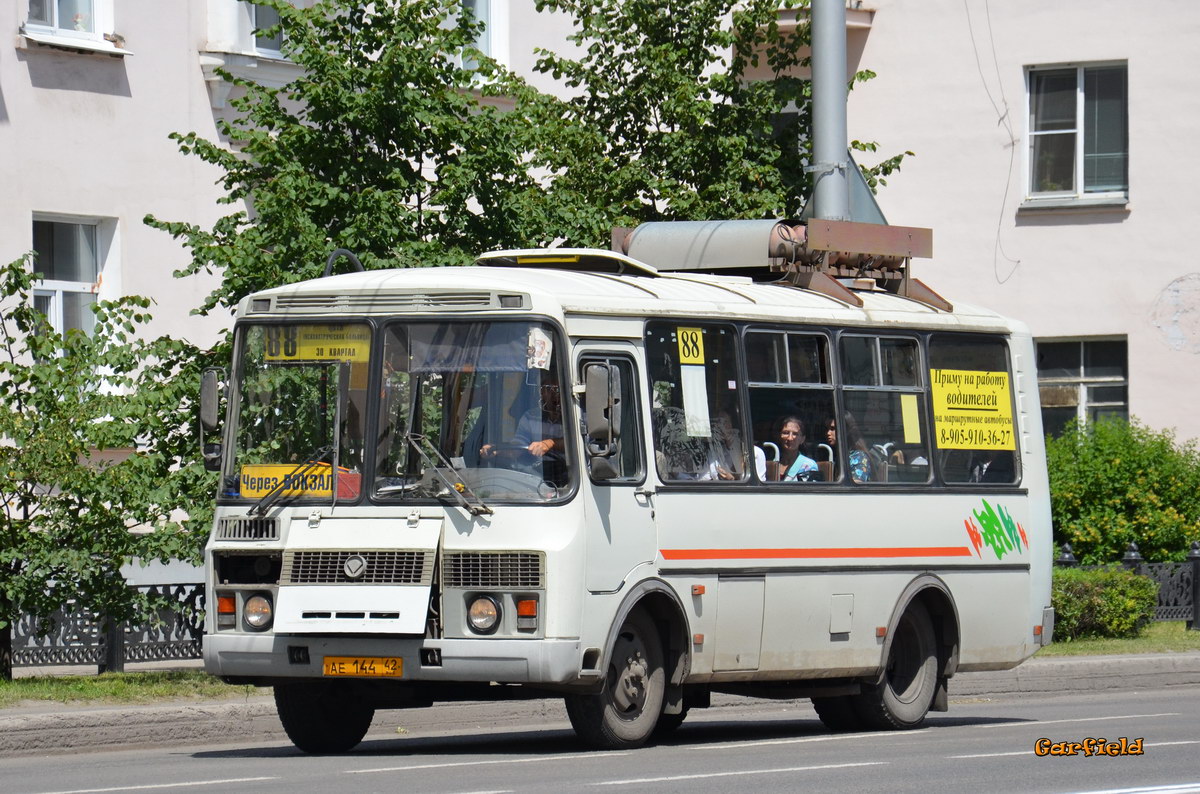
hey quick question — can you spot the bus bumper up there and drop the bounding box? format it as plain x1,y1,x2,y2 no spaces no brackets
203,633,583,685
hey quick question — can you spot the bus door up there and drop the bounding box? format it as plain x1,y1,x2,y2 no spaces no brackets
575,345,656,593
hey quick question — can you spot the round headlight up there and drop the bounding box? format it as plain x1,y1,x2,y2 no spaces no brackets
244,593,273,630
467,596,500,633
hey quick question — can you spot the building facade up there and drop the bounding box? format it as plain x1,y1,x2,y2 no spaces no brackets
3,0,1197,440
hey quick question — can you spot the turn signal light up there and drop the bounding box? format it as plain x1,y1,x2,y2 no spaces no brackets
516,598,538,631
217,594,236,630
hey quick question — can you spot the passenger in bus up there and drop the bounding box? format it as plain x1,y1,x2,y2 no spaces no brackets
827,413,873,483
968,449,1013,483
776,416,819,482
700,412,745,480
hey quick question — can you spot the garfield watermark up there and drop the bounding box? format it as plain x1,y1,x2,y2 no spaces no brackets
1034,737,1145,757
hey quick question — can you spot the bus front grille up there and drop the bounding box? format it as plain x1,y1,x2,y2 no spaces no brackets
442,552,545,589
273,292,497,313
281,550,433,585
216,516,280,541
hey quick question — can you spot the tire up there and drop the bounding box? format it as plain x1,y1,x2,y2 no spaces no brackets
654,706,689,737
274,681,375,754
812,695,862,732
852,601,938,730
565,610,665,749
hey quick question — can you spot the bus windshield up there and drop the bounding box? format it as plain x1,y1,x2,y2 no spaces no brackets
226,323,372,505
374,320,571,503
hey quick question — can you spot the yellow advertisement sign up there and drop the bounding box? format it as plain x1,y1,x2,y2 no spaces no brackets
676,327,706,365
263,324,370,363
930,369,1016,450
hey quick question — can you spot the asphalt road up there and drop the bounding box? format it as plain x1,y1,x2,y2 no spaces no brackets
2,687,1199,794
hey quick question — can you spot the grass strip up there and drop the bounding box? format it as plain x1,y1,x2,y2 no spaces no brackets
0,670,263,709
1037,620,1200,656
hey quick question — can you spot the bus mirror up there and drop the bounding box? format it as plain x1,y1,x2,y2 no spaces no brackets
200,367,225,432
202,442,222,472
584,363,622,448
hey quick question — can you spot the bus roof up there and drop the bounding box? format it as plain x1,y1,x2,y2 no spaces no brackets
238,248,1023,336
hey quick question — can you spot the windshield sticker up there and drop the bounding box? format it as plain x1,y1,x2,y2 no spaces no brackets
963,499,1028,559
930,369,1015,450
527,327,552,370
263,325,370,363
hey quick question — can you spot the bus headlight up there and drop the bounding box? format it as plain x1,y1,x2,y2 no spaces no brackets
467,596,501,634
244,593,274,631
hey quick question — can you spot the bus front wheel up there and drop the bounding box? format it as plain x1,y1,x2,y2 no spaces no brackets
275,681,375,754
565,610,665,749
853,601,938,730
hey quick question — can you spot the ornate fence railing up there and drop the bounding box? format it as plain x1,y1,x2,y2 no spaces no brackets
13,584,204,671
1055,541,1200,628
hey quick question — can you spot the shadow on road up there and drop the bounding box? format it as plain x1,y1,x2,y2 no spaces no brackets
190,710,1028,760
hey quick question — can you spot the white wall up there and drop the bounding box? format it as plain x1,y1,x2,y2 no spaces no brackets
1,0,233,346
848,0,1200,440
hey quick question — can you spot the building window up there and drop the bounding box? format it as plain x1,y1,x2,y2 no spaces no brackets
1036,338,1128,436
249,2,283,56
1028,63,1127,199
462,0,490,57
27,0,94,34
31,220,100,337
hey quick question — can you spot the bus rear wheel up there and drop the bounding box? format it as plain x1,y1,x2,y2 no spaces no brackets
853,601,938,730
812,695,862,731
565,610,665,749
275,681,375,754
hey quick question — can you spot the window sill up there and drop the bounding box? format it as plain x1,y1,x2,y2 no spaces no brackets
1018,196,1129,214
19,28,132,57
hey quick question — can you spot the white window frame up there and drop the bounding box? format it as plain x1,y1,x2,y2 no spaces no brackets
1035,337,1128,433
1024,61,1128,205
31,215,118,338
21,0,125,54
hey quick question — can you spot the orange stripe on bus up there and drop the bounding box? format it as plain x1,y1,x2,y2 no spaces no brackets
660,546,974,560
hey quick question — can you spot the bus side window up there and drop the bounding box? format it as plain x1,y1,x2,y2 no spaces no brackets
645,322,746,482
928,334,1020,485
745,329,835,483
839,334,931,485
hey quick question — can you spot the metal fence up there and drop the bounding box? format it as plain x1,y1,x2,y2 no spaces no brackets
13,584,204,672
1055,541,1200,628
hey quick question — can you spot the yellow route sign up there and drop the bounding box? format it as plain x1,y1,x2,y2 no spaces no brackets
676,327,705,365
262,324,370,362
930,369,1016,450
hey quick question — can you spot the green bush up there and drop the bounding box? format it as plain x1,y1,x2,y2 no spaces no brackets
1047,418,1200,563
1051,566,1158,641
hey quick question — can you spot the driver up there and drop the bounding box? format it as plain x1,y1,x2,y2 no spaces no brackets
480,379,565,463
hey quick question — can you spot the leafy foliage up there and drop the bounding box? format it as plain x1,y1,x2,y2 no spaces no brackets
1051,566,1158,641
149,0,910,314
147,0,557,317
525,0,908,246
0,256,212,677
1047,418,1200,563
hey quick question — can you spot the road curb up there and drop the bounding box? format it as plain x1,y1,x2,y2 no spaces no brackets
2,653,1199,756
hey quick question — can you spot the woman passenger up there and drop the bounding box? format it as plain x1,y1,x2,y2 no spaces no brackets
777,416,818,481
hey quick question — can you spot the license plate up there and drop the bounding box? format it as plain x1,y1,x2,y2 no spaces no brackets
323,656,403,678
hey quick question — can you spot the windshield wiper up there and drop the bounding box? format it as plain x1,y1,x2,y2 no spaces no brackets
248,444,333,517
403,433,492,516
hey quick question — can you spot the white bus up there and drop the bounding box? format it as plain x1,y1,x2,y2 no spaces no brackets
200,219,1053,753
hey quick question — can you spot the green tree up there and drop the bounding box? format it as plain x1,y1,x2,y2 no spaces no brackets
150,0,910,316
0,256,206,680
147,0,555,318
1047,418,1200,564
524,0,910,246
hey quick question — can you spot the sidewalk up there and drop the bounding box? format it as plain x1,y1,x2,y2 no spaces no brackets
2,652,1199,757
